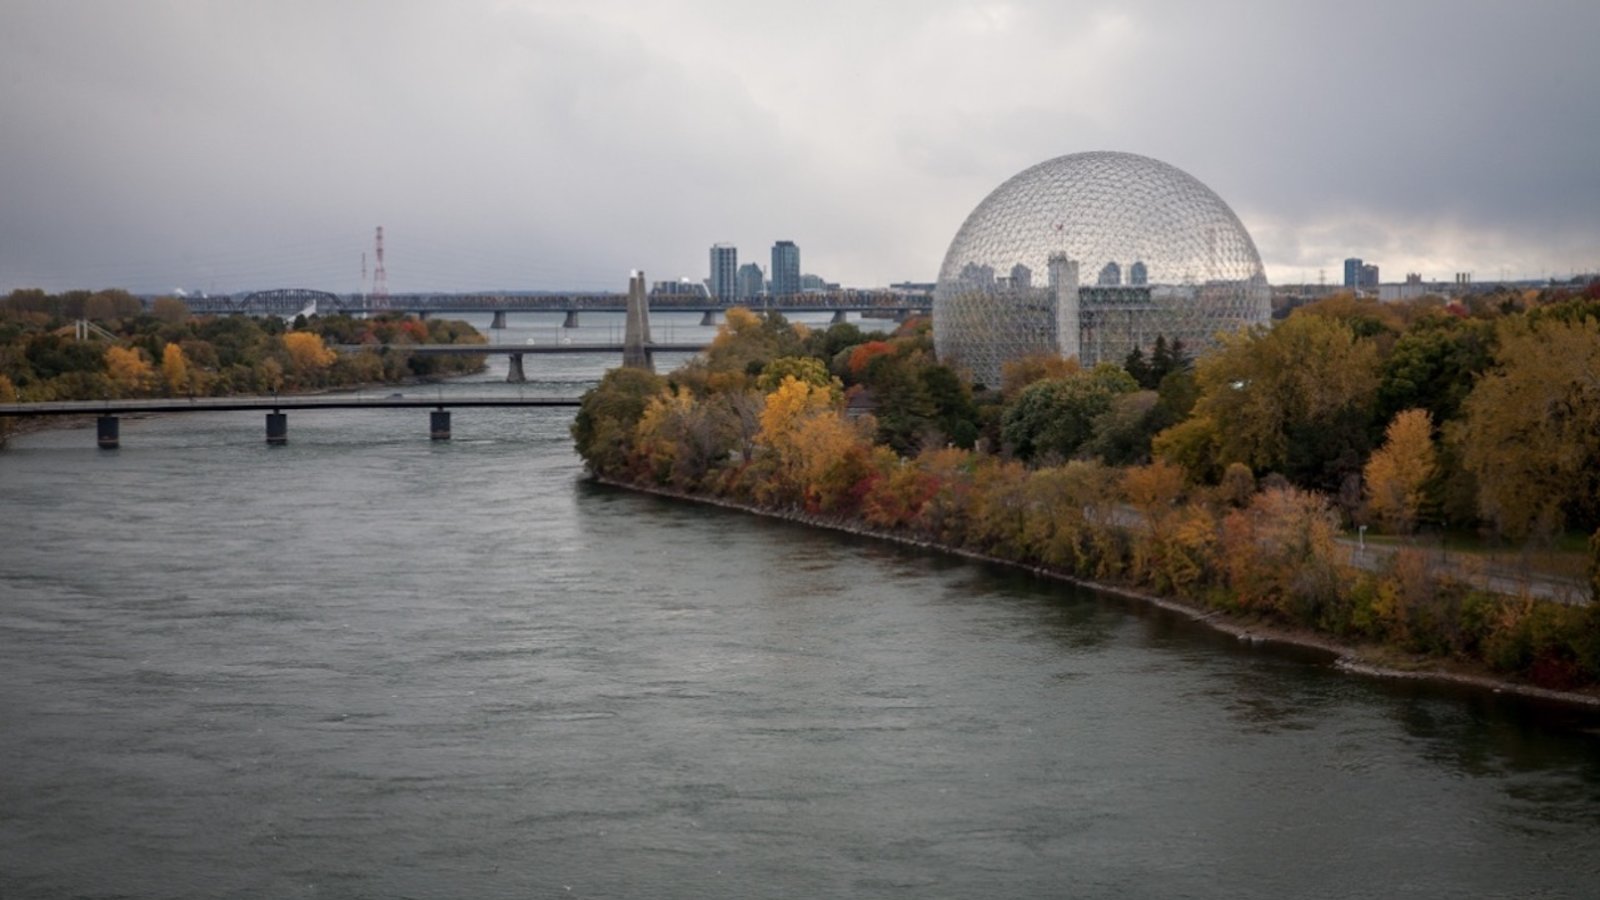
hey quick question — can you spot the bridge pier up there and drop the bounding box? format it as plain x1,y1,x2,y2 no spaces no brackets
491,310,507,329
430,409,451,440
266,412,287,445
506,353,527,383
699,310,718,327
97,415,119,449
830,310,848,324
418,310,432,321
562,310,580,328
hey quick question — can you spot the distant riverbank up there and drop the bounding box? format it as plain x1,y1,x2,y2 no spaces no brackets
597,476,1600,711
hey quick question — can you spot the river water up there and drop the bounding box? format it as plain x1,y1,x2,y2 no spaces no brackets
2,313,1597,898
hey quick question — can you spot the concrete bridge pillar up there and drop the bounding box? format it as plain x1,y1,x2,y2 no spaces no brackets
491,310,508,329
430,410,451,440
419,310,432,321
830,310,848,324
506,353,527,383
699,310,718,327
266,412,288,445
97,415,119,449
563,310,580,328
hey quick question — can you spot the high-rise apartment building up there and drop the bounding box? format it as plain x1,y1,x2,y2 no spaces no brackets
770,240,801,297
736,263,764,301
1343,257,1363,288
709,243,738,301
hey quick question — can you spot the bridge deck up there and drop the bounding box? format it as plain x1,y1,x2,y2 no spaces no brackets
338,342,710,355
0,395,582,417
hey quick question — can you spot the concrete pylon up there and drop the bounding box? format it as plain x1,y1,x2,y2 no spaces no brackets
622,270,654,372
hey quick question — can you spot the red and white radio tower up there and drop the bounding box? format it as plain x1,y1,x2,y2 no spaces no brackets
371,226,389,309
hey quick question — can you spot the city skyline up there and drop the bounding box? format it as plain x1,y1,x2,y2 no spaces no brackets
2,1,1598,295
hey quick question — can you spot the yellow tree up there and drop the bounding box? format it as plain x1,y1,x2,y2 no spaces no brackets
1364,408,1436,533
104,346,154,397
1459,317,1600,540
160,342,190,396
282,332,336,384
755,375,844,505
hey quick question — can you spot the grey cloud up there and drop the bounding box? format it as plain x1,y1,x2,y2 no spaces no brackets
1,0,1597,294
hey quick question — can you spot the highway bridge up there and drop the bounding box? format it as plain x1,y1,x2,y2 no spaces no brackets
0,394,582,447
335,340,713,382
179,289,932,324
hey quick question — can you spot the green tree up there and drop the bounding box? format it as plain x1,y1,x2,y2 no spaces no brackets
1001,363,1138,462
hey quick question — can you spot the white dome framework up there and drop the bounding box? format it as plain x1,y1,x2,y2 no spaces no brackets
933,151,1269,386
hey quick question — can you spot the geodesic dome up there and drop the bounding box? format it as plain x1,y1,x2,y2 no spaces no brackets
933,151,1269,386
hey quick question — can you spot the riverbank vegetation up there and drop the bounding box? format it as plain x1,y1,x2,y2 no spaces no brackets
574,284,1600,693
0,289,486,408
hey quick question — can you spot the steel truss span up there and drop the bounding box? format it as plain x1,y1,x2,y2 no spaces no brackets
933,151,1269,386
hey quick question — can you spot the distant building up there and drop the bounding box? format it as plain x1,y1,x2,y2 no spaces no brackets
650,279,709,298
1097,261,1122,286
736,263,764,301
800,274,840,292
1129,260,1148,286
771,240,801,297
1343,258,1380,290
1343,257,1362,288
1010,263,1033,290
709,243,738,301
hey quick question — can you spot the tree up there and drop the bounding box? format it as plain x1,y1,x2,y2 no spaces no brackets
1459,316,1600,539
104,345,154,396
1084,390,1160,465
634,386,736,488
572,367,667,478
1001,364,1138,462
1364,409,1436,533
282,332,336,378
754,375,851,507
999,351,1080,400
1184,315,1380,488
160,342,190,395
150,296,190,325
1376,314,1495,425
757,356,838,397
705,307,804,376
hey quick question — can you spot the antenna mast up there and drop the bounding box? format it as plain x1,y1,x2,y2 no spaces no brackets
372,226,389,309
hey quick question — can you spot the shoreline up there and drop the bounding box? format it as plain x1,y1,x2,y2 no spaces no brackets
596,476,1600,711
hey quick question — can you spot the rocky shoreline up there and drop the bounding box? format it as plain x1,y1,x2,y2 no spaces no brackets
597,476,1600,711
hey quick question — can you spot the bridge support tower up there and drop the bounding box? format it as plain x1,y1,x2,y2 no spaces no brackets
491,311,507,329
266,412,287,445
830,310,848,324
97,416,119,449
700,310,718,327
430,410,451,440
563,310,580,328
622,271,654,373
506,353,527,383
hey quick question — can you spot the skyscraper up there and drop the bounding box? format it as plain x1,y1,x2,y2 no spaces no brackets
736,262,764,301
1343,258,1362,288
770,240,801,297
709,243,738,301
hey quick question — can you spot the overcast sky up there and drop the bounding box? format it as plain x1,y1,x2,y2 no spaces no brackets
2,0,1597,294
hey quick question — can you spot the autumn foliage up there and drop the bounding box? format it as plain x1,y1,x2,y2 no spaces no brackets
575,285,1600,691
